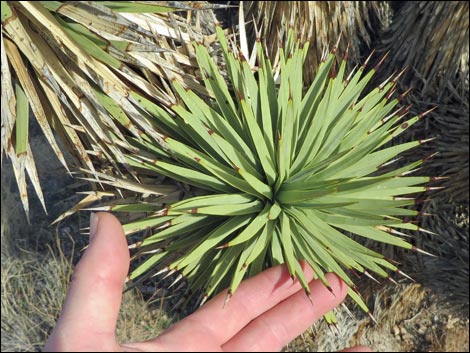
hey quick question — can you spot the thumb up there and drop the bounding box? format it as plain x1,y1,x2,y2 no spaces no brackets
45,212,129,352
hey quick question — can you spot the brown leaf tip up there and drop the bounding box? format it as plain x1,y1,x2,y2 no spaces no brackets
216,243,229,250
374,51,389,71
398,87,413,101
418,106,438,119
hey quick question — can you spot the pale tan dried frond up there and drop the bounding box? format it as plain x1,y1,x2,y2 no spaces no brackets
244,1,390,84
1,1,220,215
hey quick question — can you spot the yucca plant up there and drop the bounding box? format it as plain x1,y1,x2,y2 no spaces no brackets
84,25,440,324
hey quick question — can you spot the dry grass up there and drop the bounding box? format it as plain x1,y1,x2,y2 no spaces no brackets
1,235,73,352
0,231,171,352
1,128,171,352
285,283,469,352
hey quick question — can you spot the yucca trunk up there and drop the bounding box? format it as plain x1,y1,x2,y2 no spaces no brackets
376,1,469,205
244,1,390,84
377,1,469,96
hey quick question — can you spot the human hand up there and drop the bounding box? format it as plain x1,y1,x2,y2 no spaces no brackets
44,212,371,352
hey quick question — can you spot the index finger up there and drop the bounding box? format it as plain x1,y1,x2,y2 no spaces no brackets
45,212,129,351
154,262,315,346
221,273,348,351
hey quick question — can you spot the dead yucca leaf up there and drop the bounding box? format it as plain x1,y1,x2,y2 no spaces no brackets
377,1,469,96
1,1,220,219
244,1,389,84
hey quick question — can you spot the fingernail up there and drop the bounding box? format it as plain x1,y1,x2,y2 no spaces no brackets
325,273,344,297
89,212,99,242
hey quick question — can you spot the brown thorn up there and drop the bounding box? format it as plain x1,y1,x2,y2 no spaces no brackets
430,176,450,182
418,211,433,217
384,256,401,265
401,167,422,176
128,241,142,249
396,269,416,282
373,51,389,71
393,66,408,83
344,41,350,61
364,271,381,284
350,268,361,279
223,290,232,308
306,290,314,305
215,243,229,250
341,303,356,320
169,274,184,288
326,284,335,296
403,104,413,115
330,60,337,79
398,87,413,101
332,32,343,55
415,198,431,205
327,322,340,336
368,311,378,325
199,294,209,307
426,186,445,192
361,49,376,70
155,266,171,276
412,246,438,257
418,106,438,119
423,152,439,163
393,196,414,201
419,137,438,145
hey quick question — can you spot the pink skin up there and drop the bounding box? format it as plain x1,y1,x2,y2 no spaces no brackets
45,212,372,352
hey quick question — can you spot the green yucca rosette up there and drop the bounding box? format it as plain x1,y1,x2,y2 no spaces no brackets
118,27,437,323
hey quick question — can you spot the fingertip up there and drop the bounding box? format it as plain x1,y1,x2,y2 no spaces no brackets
94,211,125,237
45,212,129,350
323,273,348,301
84,212,130,274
